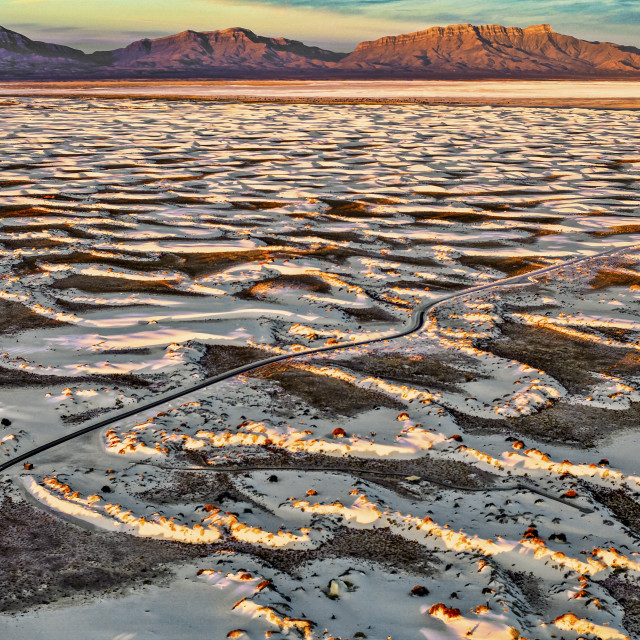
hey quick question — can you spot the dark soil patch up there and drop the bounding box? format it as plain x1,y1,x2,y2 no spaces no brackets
589,268,640,290
485,321,638,394
253,365,404,416
199,344,267,377
51,274,201,296
589,486,640,535
231,528,441,577
0,491,212,613
333,354,475,391
450,401,640,448
236,274,331,301
0,365,150,390
601,576,640,638
458,255,548,277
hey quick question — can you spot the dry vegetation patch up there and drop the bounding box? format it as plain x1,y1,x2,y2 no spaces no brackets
503,569,549,614
451,401,640,447
588,486,640,535
589,267,640,290
0,364,150,390
601,575,640,638
458,255,548,277
0,491,211,613
182,450,498,492
50,274,201,296
342,305,400,323
236,274,331,300
252,366,404,416
230,528,442,578
199,344,268,377
0,300,69,334
334,353,477,391
486,321,636,394
592,224,640,237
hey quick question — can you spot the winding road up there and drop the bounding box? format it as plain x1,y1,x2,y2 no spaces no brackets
0,246,624,474
161,464,595,513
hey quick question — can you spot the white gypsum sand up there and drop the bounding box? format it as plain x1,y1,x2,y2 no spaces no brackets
0,98,639,640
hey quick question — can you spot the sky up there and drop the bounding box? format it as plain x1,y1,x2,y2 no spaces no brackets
1,0,639,52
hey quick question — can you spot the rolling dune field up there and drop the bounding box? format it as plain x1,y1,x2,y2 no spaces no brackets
1,98,640,640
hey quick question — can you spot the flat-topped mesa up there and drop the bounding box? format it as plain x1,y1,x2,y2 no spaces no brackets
342,22,640,76
351,23,556,52
524,24,555,33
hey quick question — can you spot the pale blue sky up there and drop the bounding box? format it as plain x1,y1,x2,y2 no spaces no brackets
2,0,638,52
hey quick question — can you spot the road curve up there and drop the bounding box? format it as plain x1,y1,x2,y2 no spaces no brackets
0,245,627,473
160,464,594,513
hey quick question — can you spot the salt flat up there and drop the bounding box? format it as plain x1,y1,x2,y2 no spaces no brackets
2,80,640,107
1,98,640,640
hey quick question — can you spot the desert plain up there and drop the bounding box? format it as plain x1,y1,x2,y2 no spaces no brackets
0,90,639,639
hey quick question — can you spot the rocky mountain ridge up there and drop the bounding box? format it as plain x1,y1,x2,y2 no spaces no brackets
2,23,640,78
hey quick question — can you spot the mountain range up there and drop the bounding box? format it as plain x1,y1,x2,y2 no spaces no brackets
2,23,640,79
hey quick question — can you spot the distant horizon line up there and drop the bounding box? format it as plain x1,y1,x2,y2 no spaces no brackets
3,21,633,56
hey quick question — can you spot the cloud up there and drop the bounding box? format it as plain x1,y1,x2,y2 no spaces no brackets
221,0,639,27
4,0,639,51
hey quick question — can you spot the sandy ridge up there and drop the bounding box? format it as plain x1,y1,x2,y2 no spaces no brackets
1,243,633,474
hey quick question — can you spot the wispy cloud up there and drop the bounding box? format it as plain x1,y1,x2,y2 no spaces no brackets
218,0,639,26
3,0,639,51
